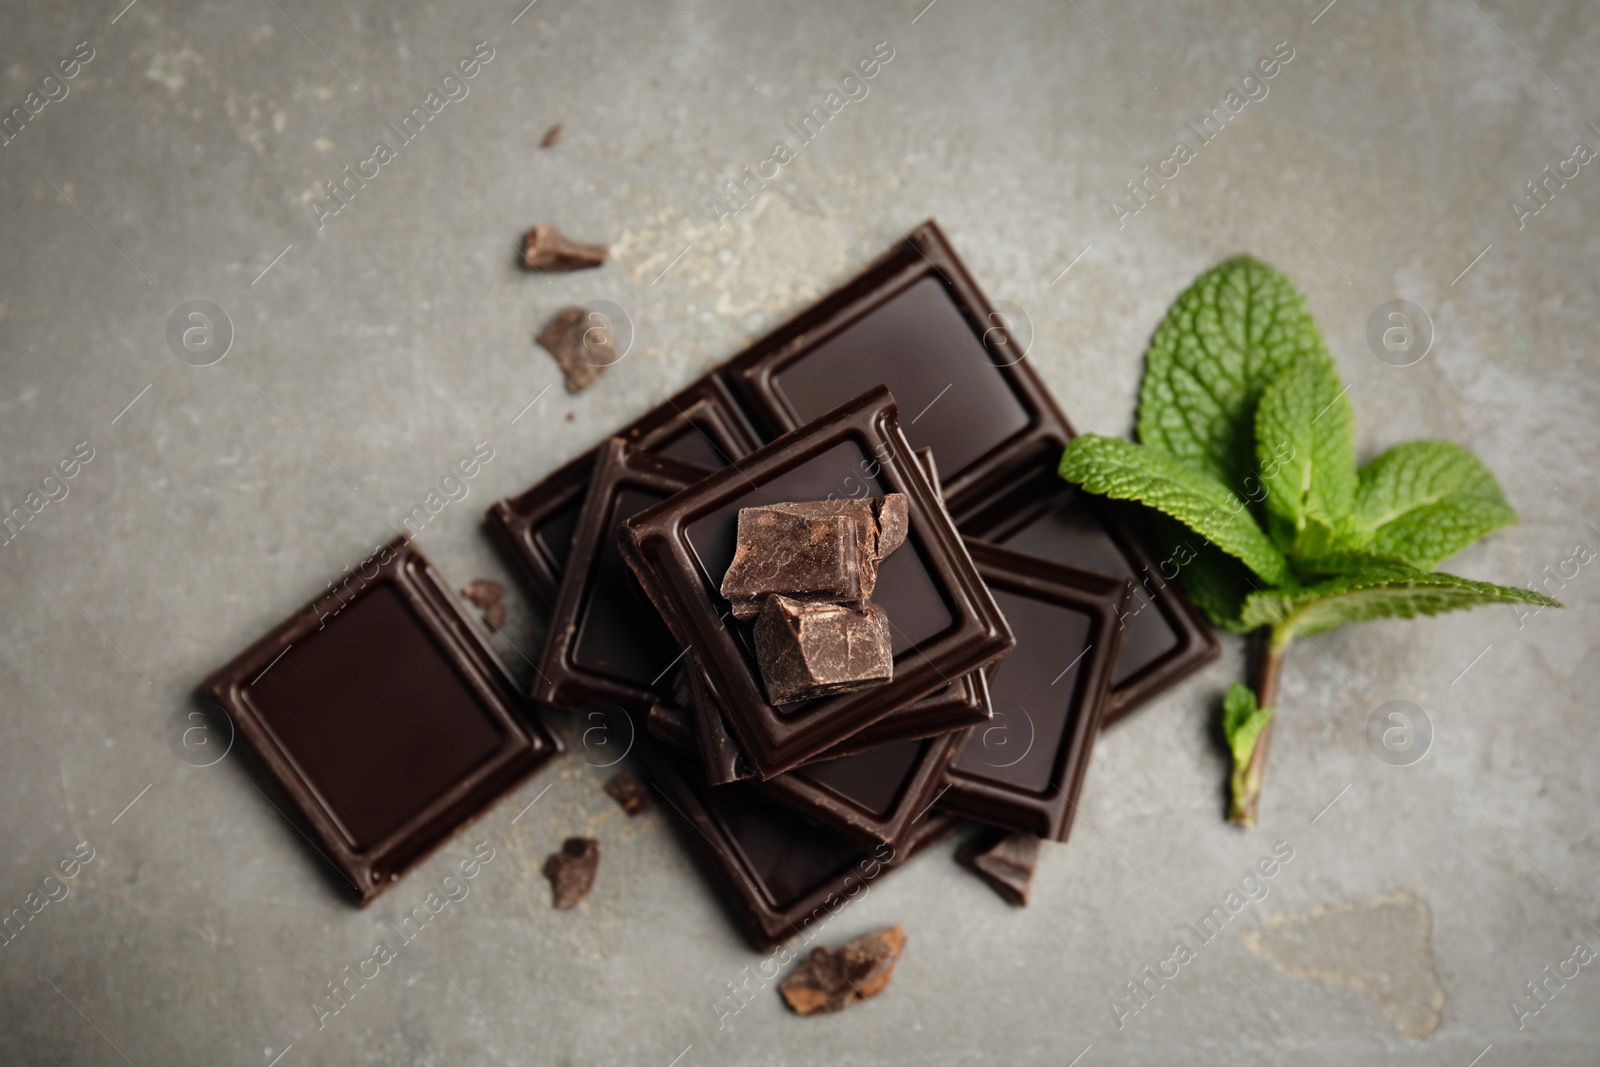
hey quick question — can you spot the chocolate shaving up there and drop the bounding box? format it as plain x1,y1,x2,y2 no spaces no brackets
720,494,908,619
542,837,600,909
779,925,907,1015
539,122,563,148
955,830,1040,907
461,579,506,630
538,305,620,394
522,223,607,271
753,595,892,704
603,771,651,816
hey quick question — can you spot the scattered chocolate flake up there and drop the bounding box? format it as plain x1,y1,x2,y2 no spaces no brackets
539,122,564,148
604,771,652,816
779,925,907,1015
542,837,600,909
538,305,620,394
720,494,908,619
461,579,507,630
565,411,575,421
956,829,1040,907
754,595,892,704
522,224,607,271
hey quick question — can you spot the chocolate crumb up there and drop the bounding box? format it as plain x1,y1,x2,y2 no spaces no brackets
542,837,600,909
604,771,652,816
539,122,563,148
955,830,1040,907
522,223,607,271
565,411,575,421
538,305,620,393
779,925,906,1015
461,579,507,630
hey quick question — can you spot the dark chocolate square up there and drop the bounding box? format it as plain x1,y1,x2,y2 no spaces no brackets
645,698,968,850
486,374,762,607
724,220,1066,516
622,387,1014,778
640,740,959,950
204,538,561,904
534,439,708,717
955,461,1220,722
939,540,1130,841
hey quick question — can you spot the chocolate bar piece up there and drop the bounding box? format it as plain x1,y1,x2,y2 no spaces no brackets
538,305,618,394
940,539,1130,841
203,538,561,905
622,387,1014,778
543,837,600,908
955,829,1040,906
779,925,906,1015
956,461,1219,722
754,596,893,704
486,375,761,608
640,741,958,950
724,220,1065,517
534,439,708,717
647,699,968,850
522,223,607,271
721,495,907,619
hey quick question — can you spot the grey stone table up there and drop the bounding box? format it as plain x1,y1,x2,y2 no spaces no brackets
2,0,1595,1063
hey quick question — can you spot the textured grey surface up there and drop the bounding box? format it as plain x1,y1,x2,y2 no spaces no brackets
1,0,1597,1064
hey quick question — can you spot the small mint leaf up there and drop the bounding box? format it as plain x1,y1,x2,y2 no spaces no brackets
1353,441,1518,569
1239,561,1560,637
1223,682,1274,769
1255,354,1358,557
1059,436,1291,586
1137,258,1332,494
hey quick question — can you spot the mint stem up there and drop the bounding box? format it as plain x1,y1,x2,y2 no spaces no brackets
1229,628,1288,826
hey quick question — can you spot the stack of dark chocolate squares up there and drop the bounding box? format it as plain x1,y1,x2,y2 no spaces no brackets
200,221,1216,934
493,221,1219,947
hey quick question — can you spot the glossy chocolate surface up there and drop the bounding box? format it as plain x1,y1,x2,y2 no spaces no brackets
648,699,964,849
641,741,958,949
622,387,1013,778
204,538,561,904
956,461,1219,721
486,375,762,608
535,440,706,717
725,221,1066,516
940,539,1129,841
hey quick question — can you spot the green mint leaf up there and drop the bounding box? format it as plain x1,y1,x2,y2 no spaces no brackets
1147,514,1259,632
1254,354,1358,556
1223,682,1274,769
1238,561,1560,638
1137,257,1331,494
1059,435,1291,585
1353,441,1518,569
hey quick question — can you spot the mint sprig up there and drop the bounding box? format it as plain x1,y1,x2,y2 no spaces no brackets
1059,257,1560,826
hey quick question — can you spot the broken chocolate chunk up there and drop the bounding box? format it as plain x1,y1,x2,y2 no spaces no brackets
720,494,908,619
543,837,600,908
539,122,563,148
603,771,652,816
461,578,507,630
538,305,620,394
955,829,1040,907
779,925,907,1015
522,223,608,271
753,595,892,704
